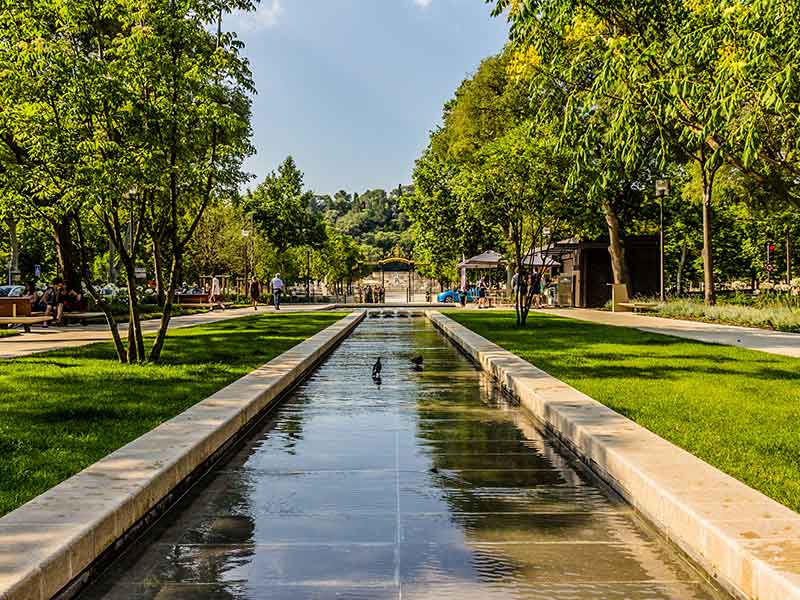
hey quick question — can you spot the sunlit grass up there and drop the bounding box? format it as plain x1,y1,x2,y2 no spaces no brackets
0,311,345,516
450,310,800,513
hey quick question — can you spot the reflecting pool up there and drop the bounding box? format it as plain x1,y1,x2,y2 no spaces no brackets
82,316,730,599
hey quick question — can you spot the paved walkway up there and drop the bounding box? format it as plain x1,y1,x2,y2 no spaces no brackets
537,308,800,358
0,304,335,359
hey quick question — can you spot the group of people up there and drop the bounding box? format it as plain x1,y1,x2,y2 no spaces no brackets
18,278,85,326
208,273,285,311
512,269,547,308
361,285,385,304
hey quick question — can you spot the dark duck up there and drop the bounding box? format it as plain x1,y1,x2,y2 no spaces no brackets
372,357,382,381
411,355,424,371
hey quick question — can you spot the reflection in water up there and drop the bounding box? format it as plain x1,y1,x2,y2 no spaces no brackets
81,317,729,600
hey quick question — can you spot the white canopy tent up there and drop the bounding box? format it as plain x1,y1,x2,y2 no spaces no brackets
457,250,506,290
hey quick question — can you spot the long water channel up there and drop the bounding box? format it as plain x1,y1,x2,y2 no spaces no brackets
82,315,730,599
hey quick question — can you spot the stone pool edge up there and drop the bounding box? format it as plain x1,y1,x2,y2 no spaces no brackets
426,310,800,600
0,310,365,600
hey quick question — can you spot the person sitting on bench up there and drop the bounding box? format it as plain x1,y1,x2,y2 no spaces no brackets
22,282,38,308
58,282,85,322
38,277,64,326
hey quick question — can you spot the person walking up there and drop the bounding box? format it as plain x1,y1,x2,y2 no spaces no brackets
209,275,225,310
249,277,260,311
271,273,284,310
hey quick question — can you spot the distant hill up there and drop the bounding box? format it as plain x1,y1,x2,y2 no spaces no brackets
312,185,415,262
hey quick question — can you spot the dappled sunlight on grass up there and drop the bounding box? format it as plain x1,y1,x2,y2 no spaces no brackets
451,310,800,513
0,312,345,516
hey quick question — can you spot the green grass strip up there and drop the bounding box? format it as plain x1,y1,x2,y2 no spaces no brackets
448,310,800,514
0,329,19,338
0,311,345,516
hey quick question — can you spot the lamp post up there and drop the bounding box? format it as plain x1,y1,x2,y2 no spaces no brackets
241,228,250,294
655,179,671,301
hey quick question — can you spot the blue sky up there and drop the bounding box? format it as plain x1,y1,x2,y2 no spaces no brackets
226,0,508,196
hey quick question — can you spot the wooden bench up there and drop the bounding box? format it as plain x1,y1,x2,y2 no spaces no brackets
617,302,658,313
176,293,211,305
61,312,105,325
175,303,217,309
0,298,54,331
0,316,53,332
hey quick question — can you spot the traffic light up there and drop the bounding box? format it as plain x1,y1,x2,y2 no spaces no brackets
766,242,776,274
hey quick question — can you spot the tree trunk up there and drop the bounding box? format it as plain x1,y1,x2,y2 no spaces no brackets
149,254,181,363
786,230,792,284
602,199,628,290
53,214,80,285
122,260,145,363
153,237,166,306
700,164,717,305
5,216,19,281
83,276,128,363
74,215,128,363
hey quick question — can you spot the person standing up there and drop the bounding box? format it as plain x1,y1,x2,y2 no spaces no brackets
209,275,225,310
531,270,542,308
271,273,284,310
249,277,260,311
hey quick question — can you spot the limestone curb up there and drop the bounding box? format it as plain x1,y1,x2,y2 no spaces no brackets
0,310,364,600
426,310,800,600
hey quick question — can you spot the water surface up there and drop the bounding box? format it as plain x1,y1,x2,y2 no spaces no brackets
82,316,729,599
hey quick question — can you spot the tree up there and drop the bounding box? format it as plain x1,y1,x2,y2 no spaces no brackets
243,157,326,276
453,124,572,325
0,0,255,363
492,0,798,304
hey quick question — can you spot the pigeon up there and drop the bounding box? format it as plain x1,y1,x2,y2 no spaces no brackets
372,357,382,379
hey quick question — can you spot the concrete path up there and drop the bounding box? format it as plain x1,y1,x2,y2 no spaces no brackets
537,307,800,358
0,304,335,359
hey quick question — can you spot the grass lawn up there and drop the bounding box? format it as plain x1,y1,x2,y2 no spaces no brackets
448,310,800,513
0,329,19,338
0,311,345,516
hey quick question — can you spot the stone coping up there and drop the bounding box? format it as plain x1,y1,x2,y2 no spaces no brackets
426,310,800,600
0,310,364,600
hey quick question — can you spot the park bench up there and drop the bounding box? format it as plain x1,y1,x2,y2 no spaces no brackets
175,293,225,310
61,312,105,325
617,301,658,313
0,298,52,332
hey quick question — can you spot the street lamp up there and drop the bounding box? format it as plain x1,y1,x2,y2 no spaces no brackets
655,179,671,301
241,228,250,292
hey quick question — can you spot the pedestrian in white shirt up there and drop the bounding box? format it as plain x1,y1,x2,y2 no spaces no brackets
270,273,284,310
209,275,225,310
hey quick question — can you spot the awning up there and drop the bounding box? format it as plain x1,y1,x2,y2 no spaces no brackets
457,250,506,269
522,250,561,267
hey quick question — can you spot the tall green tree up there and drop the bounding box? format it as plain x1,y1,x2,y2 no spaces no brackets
242,156,327,276
0,0,255,363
